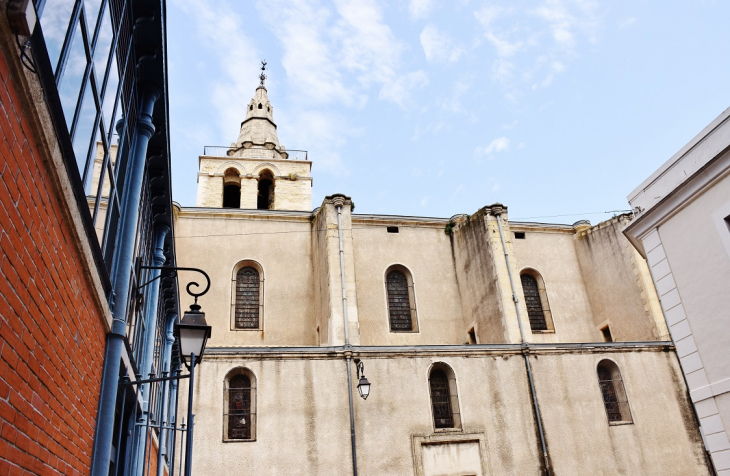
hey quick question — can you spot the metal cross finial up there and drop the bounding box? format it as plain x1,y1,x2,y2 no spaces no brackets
259,60,267,87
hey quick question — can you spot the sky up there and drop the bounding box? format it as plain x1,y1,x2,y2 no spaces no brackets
167,0,730,225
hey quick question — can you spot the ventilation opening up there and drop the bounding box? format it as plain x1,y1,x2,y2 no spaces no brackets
467,328,477,344
515,232,526,239
258,103,262,109
601,326,613,342
257,170,274,210
249,105,253,111
387,226,399,233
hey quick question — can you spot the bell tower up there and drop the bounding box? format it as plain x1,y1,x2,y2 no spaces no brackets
196,61,313,211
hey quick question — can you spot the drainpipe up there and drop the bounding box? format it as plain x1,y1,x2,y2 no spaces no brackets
90,86,161,476
156,313,178,476
334,197,359,476
492,205,551,475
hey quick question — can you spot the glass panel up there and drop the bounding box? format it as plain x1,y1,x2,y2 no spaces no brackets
228,376,252,440
57,19,86,128
39,0,77,72
387,271,412,331
71,80,97,189
84,0,103,36
521,274,547,331
93,6,113,87
102,49,119,120
235,268,260,329
430,370,454,428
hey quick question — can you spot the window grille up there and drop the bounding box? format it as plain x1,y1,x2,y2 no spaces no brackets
387,271,413,331
226,375,255,440
597,363,632,423
521,273,547,331
429,369,454,429
235,267,260,329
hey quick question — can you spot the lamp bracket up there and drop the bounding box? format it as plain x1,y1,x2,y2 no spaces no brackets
356,360,365,379
135,261,211,304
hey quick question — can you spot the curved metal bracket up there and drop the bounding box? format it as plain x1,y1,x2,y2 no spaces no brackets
137,263,211,304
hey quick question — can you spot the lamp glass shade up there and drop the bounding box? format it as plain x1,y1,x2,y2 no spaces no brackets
357,376,371,400
178,326,208,359
175,305,212,367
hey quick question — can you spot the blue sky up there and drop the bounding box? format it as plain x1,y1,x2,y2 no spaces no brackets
167,0,730,225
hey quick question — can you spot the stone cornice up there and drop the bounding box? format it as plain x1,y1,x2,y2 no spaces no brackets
177,207,313,222
202,341,673,360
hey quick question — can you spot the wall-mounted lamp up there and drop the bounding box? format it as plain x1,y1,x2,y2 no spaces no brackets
354,359,371,400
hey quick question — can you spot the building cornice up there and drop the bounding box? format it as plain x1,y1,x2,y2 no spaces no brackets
624,145,730,256
202,341,673,360
177,207,313,222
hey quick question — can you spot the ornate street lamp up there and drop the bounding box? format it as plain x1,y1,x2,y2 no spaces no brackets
355,360,371,400
175,303,211,369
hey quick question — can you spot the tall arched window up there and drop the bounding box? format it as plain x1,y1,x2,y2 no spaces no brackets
386,265,418,332
225,370,256,441
429,363,461,430
520,269,554,332
597,360,632,424
233,262,263,330
257,170,274,210
223,168,241,208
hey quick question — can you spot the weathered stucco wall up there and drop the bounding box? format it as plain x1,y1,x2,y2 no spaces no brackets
450,210,510,344
574,215,667,341
175,209,318,346
511,226,599,343
182,348,707,476
533,350,708,475
351,218,466,346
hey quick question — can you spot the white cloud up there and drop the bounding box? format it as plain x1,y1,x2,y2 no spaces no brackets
475,137,511,157
174,0,260,137
409,0,436,20
379,70,429,108
420,25,465,62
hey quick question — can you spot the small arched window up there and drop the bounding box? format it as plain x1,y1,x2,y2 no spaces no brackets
385,265,418,332
520,269,553,332
222,168,241,208
258,103,262,109
429,363,461,430
597,360,632,424
225,370,256,441
257,170,274,210
233,262,263,330
249,104,253,111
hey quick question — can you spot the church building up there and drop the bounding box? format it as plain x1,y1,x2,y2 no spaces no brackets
174,74,712,475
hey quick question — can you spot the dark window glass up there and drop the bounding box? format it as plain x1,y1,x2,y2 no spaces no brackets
521,274,547,331
228,375,252,440
235,267,260,329
429,369,454,428
387,271,412,331
598,366,622,422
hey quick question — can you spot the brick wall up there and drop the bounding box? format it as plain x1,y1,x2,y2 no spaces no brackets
0,45,107,474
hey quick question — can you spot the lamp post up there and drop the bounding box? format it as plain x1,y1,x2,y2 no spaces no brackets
175,302,211,476
134,265,212,476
